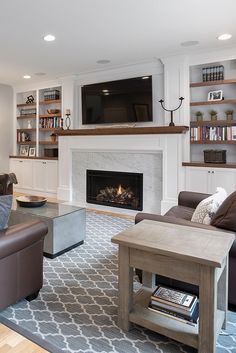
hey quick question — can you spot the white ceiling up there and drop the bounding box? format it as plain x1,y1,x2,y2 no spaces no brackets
0,0,236,85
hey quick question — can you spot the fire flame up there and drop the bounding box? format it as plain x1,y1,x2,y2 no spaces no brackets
117,184,123,195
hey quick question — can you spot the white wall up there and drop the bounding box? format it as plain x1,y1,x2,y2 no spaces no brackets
0,84,13,171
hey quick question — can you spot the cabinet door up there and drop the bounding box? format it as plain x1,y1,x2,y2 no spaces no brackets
10,159,33,189
45,161,58,193
185,167,209,193
10,159,23,188
33,161,46,191
210,169,236,195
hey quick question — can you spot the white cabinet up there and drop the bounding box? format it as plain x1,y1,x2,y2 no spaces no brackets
10,159,33,189
185,167,236,195
10,158,58,196
33,160,57,193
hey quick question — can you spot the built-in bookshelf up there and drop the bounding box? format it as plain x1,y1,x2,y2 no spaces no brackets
189,59,236,165
16,86,62,158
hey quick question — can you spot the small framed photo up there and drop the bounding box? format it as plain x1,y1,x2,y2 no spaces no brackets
29,147,36,157
208,90,223,101
19,145,29,156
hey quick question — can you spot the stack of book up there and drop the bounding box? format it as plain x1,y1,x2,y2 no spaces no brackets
148,285,199,325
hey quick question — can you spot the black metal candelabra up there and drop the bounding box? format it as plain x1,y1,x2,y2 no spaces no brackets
158,97,184,126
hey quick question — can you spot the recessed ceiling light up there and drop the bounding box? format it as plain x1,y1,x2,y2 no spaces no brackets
217,33,232,41
102,89,109,93
180,40,199,47
142,76,150,80
34,72,46,76
96,59,111,64
23,75,31,79
43,34,56,42
104,92,110,95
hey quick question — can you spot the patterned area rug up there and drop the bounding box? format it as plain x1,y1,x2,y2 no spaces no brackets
0,212,236,353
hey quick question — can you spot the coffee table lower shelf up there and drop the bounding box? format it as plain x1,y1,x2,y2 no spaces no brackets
130,287,225,349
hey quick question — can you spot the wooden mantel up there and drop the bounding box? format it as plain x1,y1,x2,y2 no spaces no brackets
57,126,189,136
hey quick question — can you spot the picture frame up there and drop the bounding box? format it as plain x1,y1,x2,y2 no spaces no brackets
19,145,29,156
207,90,223,101
133,104,150,122
29,147,36,157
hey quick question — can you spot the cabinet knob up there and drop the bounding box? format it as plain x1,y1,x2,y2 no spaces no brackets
208,171,210,173
212,171,214,174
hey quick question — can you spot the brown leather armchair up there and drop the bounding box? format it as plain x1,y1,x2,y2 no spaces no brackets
0,172,48,310
135,191,236,306
0,173,17,195
0,220,48,310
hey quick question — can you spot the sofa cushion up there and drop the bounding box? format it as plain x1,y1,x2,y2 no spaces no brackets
0,195,12,230
211,191,236,232
191,187,227,225
165,205,194,220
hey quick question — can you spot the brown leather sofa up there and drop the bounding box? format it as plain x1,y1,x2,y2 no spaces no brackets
135,191,236,306
0,172,48,310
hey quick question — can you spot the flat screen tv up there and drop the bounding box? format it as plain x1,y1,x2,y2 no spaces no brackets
82,76,152,125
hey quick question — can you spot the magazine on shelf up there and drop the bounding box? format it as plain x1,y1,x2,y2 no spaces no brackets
149,301,199,325
151,285,197,310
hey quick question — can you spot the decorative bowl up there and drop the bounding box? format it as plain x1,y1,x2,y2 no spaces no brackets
47,109,60,115
16,195,47,207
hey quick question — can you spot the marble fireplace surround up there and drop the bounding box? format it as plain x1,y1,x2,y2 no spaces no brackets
72,150,162,214
58,131,185,214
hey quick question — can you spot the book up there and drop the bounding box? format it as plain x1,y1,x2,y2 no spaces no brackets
148,301,199,325
151,285,197,310
150,297,197,316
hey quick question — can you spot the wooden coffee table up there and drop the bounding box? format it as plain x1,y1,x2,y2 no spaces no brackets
111,220,234,353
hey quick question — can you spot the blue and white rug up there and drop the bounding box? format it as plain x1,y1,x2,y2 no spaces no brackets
0,212,236,353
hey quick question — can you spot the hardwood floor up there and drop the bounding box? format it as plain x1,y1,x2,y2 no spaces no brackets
0,324,48,352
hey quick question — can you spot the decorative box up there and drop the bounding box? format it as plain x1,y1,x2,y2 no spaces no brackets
44,89,60,101
204,149,226,163
44,148,58,157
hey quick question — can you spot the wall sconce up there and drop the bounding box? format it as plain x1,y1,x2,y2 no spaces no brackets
158,97,184,126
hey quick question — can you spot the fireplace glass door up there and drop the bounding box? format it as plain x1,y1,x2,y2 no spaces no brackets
87,170,143,210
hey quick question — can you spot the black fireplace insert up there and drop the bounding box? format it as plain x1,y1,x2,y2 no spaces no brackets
86,170,143,210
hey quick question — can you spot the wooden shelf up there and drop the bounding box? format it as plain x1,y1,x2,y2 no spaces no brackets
17,103,36,108
191,140,236,145
183,162,236,168
39,99,61,105
39,128,62,132
17,115,36,120
39,114,61,118
190,79,236,88
17,141,36,145
10,155,58,160
39,141,58,145
190,99,236,106
17,128,36,132
57,126,189,136
190,120,236,127
131,287,198,348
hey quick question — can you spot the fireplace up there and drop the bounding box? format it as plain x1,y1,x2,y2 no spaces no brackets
86,170,143,210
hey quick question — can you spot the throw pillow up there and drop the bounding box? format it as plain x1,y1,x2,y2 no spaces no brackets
191,187,227,225
0,195,13,230
211,191,236,232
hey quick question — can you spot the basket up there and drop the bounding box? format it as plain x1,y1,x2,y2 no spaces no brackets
44,148,58,157
203,150,226,163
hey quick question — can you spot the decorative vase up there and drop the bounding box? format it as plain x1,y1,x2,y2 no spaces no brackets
196,115,203,122
226,114,233,121
211,114,217,121
50,135,56,143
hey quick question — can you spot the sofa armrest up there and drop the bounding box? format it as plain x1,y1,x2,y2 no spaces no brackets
178,191,210,209
0,221,48,260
